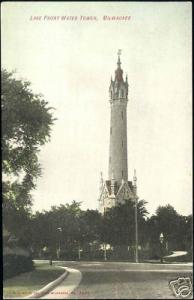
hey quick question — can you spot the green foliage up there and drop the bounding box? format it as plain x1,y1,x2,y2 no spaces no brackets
147,204,192,255
28,201,102,259
3,207,32,248
3,254,34,280
2,69,55,211
10,199,192,261
102,200,148,246
79,209,102,245
29,201,82,255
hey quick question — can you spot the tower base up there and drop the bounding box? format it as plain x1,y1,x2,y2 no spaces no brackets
99,179,136,214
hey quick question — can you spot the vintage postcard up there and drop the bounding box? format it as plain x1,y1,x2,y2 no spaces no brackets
2,2,192,299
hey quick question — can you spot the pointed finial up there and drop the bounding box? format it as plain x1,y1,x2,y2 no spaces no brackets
117,49,122,58
133,169,138,198
111,168,115,196
117,49,122,68
99,171,103,193
111,168,115,180
133,169,137,186
100,171,103,181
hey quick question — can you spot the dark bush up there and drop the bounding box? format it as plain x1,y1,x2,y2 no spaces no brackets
3,254,34,279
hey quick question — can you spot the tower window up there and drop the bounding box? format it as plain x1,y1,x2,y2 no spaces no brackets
122,140,123,147
121,111,123,120
122,170,124,177
121,90,124,98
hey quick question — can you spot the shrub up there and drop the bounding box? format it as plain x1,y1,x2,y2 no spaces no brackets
3,254,34,279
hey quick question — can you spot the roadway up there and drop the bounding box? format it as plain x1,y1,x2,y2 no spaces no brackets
39,261,193,299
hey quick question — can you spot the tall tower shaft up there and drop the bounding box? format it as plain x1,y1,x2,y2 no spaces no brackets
98,51,136,214
108,52,129,182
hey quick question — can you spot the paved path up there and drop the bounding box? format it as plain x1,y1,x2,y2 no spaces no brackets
40,261,192,299
164,251,188,258
40,268,82,299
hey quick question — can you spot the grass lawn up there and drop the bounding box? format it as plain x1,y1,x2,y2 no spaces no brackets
3,261,65,299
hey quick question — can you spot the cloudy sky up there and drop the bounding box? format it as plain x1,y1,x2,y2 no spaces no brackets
2,2,192,216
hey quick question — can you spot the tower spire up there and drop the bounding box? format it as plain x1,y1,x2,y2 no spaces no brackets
117,49,122,68
115,49,123,82
99,171,103,193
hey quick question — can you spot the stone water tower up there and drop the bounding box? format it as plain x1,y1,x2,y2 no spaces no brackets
98,51,137,213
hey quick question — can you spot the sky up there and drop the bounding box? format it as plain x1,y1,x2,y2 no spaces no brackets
2,2,192,216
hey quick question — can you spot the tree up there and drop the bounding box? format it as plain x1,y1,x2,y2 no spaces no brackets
26,202,103,260
2,69,55,236
147,204,192,257
155,204,180,250
28,211,51,254
28,201,83,258
79,209,102,245
102,200,148,247
177,215,192,251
